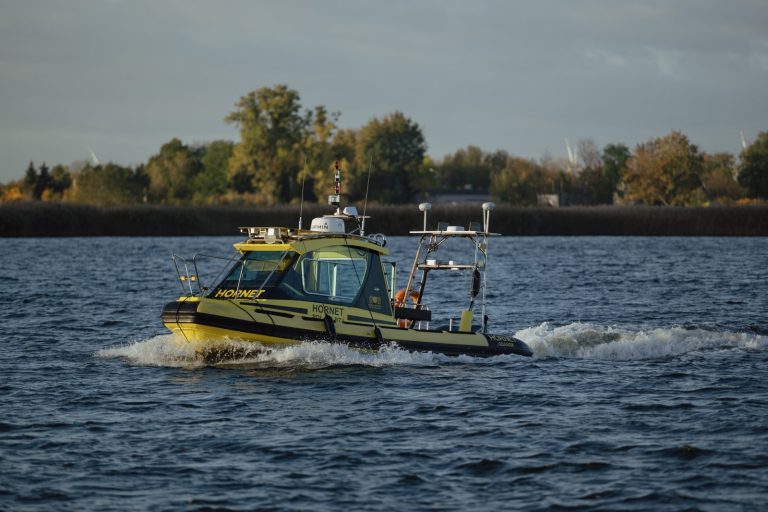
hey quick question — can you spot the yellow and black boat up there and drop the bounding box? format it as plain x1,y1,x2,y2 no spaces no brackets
161,165,532,359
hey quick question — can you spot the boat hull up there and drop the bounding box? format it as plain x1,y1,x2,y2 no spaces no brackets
162,299,532,358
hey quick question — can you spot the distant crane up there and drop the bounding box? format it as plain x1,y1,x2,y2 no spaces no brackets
565,139,579,174
740,132,749,151
88,147,100,166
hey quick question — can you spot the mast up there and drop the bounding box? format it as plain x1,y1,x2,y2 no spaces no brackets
329,159,341,215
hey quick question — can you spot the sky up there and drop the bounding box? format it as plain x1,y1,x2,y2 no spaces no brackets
1,0,767,182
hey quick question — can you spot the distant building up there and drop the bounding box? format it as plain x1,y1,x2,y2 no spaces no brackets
537,194,560,207
536,192,587,207
423,192,491,204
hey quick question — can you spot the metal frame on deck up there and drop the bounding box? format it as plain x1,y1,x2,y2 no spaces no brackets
401,203,499,333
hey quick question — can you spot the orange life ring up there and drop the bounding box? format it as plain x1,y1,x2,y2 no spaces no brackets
394,288,419,308
394,288,420,328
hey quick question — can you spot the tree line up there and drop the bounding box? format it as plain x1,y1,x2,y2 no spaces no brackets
2,84,767,206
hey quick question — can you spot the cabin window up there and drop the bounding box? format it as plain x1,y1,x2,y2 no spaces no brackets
214,250,295,292
298,245,369,304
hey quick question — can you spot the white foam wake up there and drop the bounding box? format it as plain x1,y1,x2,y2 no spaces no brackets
96,334,446,369
515,322,768,360
97,324,767,368
97,334,209,368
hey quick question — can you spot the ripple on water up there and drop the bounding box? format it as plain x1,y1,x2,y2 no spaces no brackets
3,236,768,511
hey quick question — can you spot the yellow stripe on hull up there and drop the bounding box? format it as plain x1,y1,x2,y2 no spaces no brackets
164,322,302,347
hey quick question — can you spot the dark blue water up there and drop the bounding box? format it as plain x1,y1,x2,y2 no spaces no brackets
2,236,767,511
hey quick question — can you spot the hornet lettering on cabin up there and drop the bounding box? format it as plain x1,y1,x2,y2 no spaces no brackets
311,303,344,322
213,289,265,300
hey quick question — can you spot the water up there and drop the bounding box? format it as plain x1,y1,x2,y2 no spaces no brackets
2,236,767,511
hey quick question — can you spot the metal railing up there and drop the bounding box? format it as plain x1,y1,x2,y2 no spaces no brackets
171,253,240,297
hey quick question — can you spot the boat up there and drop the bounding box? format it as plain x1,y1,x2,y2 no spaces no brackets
161,162,532,360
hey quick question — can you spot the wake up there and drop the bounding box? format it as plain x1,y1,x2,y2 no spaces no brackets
96,334,447,369
517,322,768,360
96,323,768,368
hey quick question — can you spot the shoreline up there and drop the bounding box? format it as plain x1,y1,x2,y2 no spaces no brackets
1,202,767,237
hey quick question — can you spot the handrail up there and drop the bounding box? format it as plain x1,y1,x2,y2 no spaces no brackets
193,253,240,296
171,253,239,297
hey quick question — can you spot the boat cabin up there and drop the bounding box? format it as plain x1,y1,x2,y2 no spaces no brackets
208,230,394,318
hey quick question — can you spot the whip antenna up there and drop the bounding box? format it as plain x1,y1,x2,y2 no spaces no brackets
298,156,308,230
361,155,373,236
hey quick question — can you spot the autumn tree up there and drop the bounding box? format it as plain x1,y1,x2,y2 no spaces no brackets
701,153,743,203
622,131,704,205
491,157,548,205
436,145,490,192
738,131,768,199
304,106,341,203
354,112,426,204
146,138,201,203
226,85,308,203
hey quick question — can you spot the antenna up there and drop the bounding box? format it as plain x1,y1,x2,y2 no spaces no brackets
740,132,749,150
361,155,373,236
298,156,307,230
328,159,341,214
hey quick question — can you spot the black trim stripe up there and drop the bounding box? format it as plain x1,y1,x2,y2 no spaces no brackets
161,301,532,357
346,314,397,326
240,303,307,314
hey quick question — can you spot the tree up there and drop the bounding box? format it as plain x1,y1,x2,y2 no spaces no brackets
701,152,744,203
70,163,146,205
33,163,52,200
146,138,202,203
50,164,72,197
602,143,630,200
304,106,341,203
623,131,704,205
226,85,309,204
192,140,234,202
355,112,426,204
570,139,612,204
436,145,491,192
572,166,613,204
491,157,548,205
23,162,37,196
738,131,768,199
577,139,603,172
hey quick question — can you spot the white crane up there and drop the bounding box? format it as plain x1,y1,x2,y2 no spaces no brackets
88,147,100,166
740,132,749,151
565,139,578,174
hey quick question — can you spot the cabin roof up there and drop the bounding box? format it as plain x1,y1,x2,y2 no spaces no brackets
234,228,388,255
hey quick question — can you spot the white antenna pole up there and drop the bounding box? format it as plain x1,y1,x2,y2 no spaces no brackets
361,155,373,236
481,202,495,333
740,132,748,150
298,156,307,230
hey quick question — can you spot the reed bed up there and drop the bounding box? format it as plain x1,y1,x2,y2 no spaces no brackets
1,202,766,237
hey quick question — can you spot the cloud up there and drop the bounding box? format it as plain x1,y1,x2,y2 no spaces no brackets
1,0,767,181
647,48,684,78
749,40,768,71
582,48,628,68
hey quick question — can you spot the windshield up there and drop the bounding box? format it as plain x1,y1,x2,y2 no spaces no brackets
210,250,295,299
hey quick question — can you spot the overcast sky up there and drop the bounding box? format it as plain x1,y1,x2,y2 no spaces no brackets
1,0,767,181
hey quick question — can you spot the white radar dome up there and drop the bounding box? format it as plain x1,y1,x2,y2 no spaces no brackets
310,216,346,233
